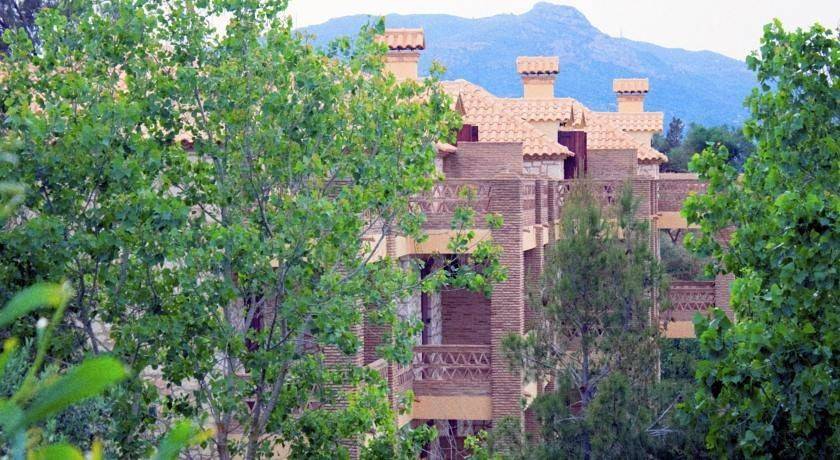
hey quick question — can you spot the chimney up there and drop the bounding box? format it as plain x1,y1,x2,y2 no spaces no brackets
380,29,425,81
613,78,649,112
516,56,559,99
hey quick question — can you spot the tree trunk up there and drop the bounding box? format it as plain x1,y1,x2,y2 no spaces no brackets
581,333,592,460
216,429,231,460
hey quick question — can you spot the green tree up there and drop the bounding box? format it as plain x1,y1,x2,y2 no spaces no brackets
0,157,204,459
661,124,754,173
1,1,504,458
665,116,684,152
0,0,83,55
501,183,667,459
682,21,839,457
659,233,712,282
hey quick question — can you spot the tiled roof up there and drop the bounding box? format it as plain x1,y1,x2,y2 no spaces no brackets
585,111,668,162
592,112,664,132
435,142,457,154
440,80,572,158
584,119,640,150
497,98,586,125
613,78,649,93
379,29,425,51
516,56,559,75
637,144,669,163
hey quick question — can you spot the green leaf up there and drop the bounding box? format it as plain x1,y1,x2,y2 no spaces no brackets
22,356,128,427
0,283,72,329
28,443,85,460
153,420,213,460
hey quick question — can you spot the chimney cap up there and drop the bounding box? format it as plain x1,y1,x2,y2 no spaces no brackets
613,78,649,93
379,29,425,51
516,56,559,75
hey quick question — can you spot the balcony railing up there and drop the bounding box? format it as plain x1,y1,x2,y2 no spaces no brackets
656,177,706,213
555,180,622,215
668,280,716,311
391,344,492,396
410,181,492,215
665,280,716,322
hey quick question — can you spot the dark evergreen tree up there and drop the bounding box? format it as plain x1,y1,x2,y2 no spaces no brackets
499,183,674,459
665,116,685,151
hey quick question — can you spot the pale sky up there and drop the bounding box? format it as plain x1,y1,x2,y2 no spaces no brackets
285,0,839,60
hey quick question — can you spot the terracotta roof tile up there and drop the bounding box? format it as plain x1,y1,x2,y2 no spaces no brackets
435,142,457,154
497,98,586,125
440,80,572,158
379,29,425,51
637,144,669,163
613,78,649,93
592,112,664,132
585,111,667,162
583,120,640,150
516,56,559,75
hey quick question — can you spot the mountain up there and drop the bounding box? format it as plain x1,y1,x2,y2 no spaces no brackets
301,2,755,127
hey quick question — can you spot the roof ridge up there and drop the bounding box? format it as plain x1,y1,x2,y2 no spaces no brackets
440,80,573,157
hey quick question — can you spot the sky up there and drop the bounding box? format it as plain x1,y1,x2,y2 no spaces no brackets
285,0,840,60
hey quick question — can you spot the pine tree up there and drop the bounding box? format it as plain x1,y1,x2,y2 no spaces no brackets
502,182,666,459
665,117,684,151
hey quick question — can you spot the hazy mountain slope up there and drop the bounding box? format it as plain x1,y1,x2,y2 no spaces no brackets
302,2,755,126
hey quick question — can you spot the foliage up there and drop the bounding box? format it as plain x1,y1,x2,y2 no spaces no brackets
659,233,712,281
499,182,667,459
0,282,125,458
0,0,85,55
0,155,205,459
660,123,754,173
652,117,683,154
660,339,702,381
1,1,504,457
665,116,685,152
681,20,839,458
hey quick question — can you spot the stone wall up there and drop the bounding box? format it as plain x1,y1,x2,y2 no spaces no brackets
637,162,660,179
427,290,443,344
523,158,565,178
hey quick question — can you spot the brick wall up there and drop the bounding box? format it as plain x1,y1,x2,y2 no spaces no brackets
488,179,525,424
443,142,523,179
587,149,636,180
715,273,735,317
441,289,491,345
523,247,543,330
656,179,707,213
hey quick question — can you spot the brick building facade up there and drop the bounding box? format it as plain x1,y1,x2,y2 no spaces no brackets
361,29,731,458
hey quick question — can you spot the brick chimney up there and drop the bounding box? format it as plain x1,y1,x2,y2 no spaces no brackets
613,78,649,112
380,29,425,81
516,56,559,99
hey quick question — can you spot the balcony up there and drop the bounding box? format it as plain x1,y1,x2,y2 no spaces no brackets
411,345,491,396
555,179,623,214
656,174,707,213
665,280,716,322
390,344,493,422
410,180,493,229
394,345,491,397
